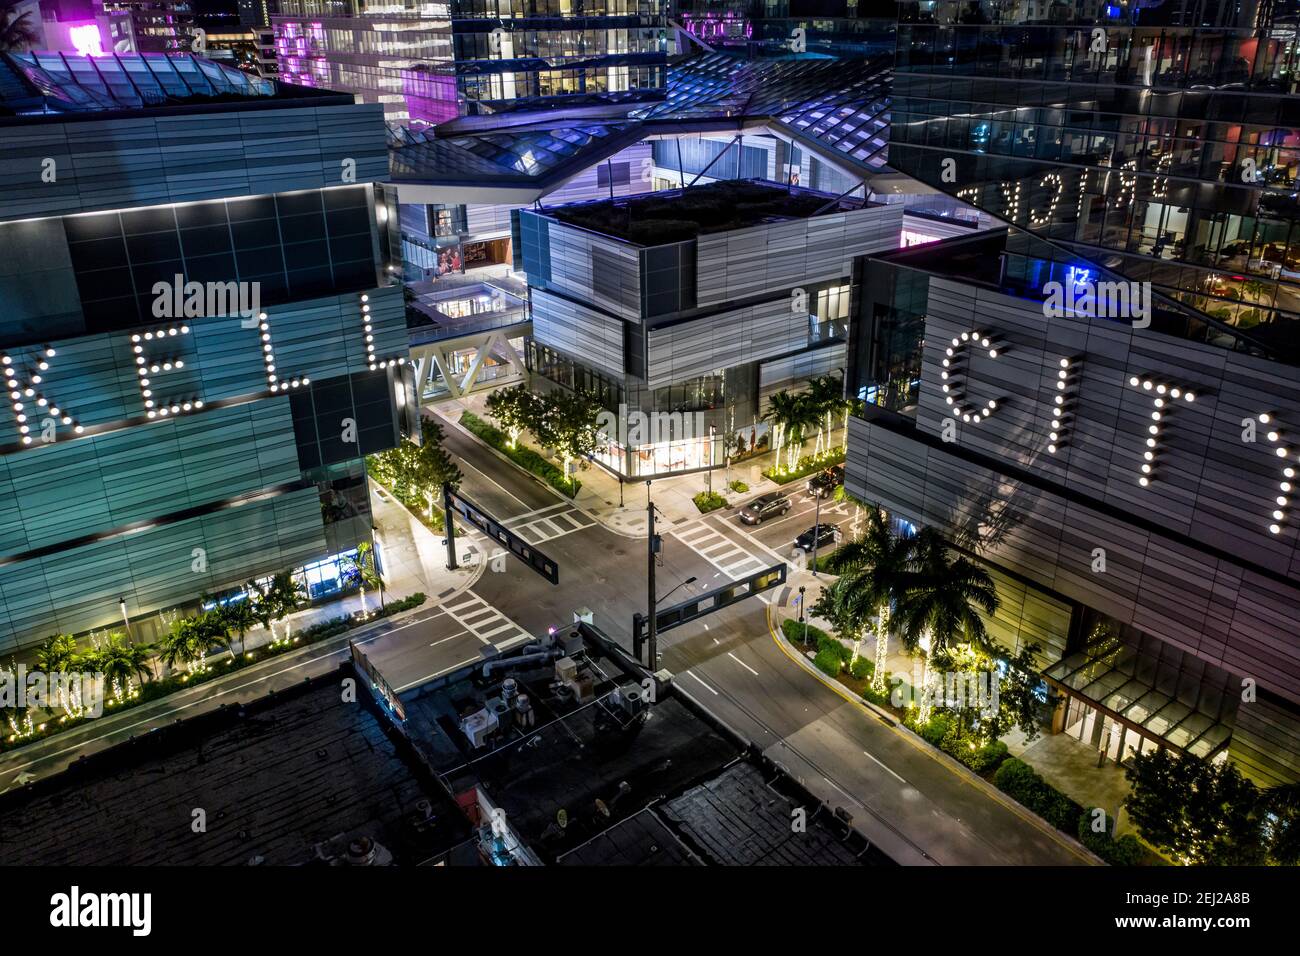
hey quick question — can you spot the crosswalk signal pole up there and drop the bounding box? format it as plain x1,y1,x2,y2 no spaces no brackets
647,480,658,671
442,482,458,571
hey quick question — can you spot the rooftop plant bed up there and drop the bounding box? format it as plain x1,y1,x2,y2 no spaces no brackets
548,180,849,244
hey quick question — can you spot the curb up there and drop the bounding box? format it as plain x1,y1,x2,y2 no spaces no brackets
764,603,1103,866
435,405,649,541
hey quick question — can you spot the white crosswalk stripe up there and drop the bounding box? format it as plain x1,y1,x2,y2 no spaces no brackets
441,593,533,651
507,506,597,545
671,520,770,580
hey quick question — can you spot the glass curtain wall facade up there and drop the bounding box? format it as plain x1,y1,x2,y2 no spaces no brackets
273,0,668,123
890,0,1300,362
0,58,412,656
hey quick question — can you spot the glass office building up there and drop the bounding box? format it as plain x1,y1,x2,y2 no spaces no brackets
675,0,898,58
0,52,414,656
272,0,668,125
889,0,1300,362
840,0,1300,786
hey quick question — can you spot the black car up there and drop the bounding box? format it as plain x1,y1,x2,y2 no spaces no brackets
806,465,845,499
794,523,842,552
739,492,791,525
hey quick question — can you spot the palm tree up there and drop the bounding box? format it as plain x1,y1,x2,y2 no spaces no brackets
88,633,151,703
804,374,843,456
826,508,913,690
762,390,820,474
159,611,229,675
0,1,39,53
159,616,204,673
248,571,307,645
34,634,78,674
342,542,382,615
893,527,999,719
218,598,258,657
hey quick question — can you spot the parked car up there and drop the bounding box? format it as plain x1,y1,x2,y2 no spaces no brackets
806,465,845,499
739,492,791,525
794,523,842,552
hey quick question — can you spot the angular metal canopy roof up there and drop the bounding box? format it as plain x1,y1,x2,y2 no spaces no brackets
0,51,276,115
388,52,893,203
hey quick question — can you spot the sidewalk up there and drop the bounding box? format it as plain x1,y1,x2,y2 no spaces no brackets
210,483,480,660
779,570,1136,828
433,389,843,536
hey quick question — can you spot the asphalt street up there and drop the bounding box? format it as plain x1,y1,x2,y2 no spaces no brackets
0,421,1095,864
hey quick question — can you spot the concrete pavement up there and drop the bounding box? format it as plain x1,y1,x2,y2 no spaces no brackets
441,409,1097,864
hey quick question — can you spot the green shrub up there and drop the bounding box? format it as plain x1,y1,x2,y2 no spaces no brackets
1076,811,1145,866
920,714,951,747
995,758,1085,835
781,617,831,649
460,411,579,497
849,656,873,680
763,447,846,484
692,491,727,514
862,682,892,708
728,479,749,493
967,740,1010,774
0,590,428,756
813,646,843,677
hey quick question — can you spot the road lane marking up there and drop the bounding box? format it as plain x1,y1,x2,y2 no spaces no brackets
688,672,719,695
727,651,759,676
502,502,569,525
455,454,531,509
0,610,438,782
430,630,470,647
762,604,1097,866
863,749,907,783
396,657,480,692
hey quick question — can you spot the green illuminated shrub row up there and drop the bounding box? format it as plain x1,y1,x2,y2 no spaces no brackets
460,411,579,498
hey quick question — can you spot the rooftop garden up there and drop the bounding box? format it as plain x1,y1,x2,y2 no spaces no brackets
546,179,855,244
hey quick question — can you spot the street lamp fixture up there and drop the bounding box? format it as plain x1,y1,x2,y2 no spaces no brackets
119,597,134,644
658,576,697,606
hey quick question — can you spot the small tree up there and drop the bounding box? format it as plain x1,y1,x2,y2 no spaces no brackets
34,634,78,674
88,633,151,703
824,508,913,691
1264,782,1300,866
485,385,543,448
0,0,40,52
1124,749,1267,865
247,572,305,646
411,418,462,516
159,612,226,676
218,598,259,657
342,542,382,614
804,374,844,456
536,390,602,486
892,527,998,720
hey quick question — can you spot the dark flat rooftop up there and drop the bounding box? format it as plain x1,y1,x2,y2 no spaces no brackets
663,762,866,866
401,631,885,866
557,807,703,866
543,179,868,245
0,672,468,865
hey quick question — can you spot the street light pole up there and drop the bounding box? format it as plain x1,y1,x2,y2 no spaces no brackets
442,481,458,571
798,585,808,647
707,423,716,495
810,490,822,576
119,597,133,645
646,480,658,671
